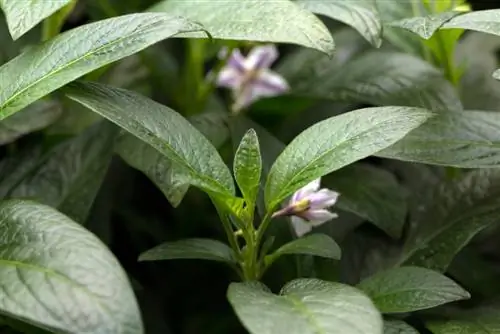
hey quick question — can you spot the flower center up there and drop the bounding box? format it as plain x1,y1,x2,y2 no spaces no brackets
292,199,310,213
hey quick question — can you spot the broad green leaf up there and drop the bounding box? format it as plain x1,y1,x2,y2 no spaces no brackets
266,234,341,266
139,238,237,264
234,129,262,211
441,9,500,37
326,164,408,239
296,0,382,47
66,81,235,198
117,111,229,207
0,0,72,39
401,169,500,272
264,106,432,210
358,266,470,314
289,50,462,111
388,11,461,39
377,110,500,168
0,99,61,145
0,13,203,120
228,279,383,334
384,320,419,334
149,0,334,54
6,121,117,223
0,199,142,333
426,304,500,334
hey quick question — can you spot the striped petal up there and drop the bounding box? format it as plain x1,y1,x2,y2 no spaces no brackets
245,45,279,70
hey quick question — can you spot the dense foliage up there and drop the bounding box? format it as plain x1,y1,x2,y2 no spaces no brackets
1,0,500,333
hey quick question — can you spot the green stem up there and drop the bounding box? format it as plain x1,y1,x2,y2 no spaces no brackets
183,39,206,115
219,212,242,261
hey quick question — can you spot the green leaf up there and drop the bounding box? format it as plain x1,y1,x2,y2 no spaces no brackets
441,9,500,37
0,13,202,120
384,320,419,334
377,110,500,168
6,121,117,223
388,11,461,39
149,0,334,54
116,111,229,207
0,0,72,39
266,234,341,265
326,164,407,239
295,0,382,47
234,129,262,212
0,199,142,333
289,50,462,111
358,266,470,314
66,81,234,198
138,238,237,264
426,304,500,334
228,279,383,334
0,145,43,198
401,169,500,272
264,106,432,210
0,99,61,145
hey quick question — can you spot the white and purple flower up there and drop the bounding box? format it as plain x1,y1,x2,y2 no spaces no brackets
272,178,340,237
216,44,289,112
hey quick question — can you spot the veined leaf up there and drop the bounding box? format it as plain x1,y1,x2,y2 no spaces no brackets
384,320,419,334
228,279,382,334
388,11,461,39
426,303,500,334
0,199,142,333
0,13,202,120
66,81,234,198
149,0,334,54
441,9,500,37
264,106,432,210
0,0,72,39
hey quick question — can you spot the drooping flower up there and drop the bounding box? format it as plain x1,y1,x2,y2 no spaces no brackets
272,178,339,237
216,44,289,112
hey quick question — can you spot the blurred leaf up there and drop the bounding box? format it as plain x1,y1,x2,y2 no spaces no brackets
388,11,461,39
264,106,432,210
46,98,102,136
139,238,237,264
377,110,500,168
296,0,382,47
401,169,500,272
426,303,500,334
6,121,117,223
228,279,382,334
0,199,142,333
0,0,72,39
384,320,419,334
149,0,334,54
66,81,235,198
0,99,61,145
358,266,470,314
0,145,43,198
0,13,202,119
441,9,500,37
326,164,408,239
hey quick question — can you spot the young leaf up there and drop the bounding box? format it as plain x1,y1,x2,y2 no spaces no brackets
149,0,334,54
0,0,73,39
234,129,262,212
0,199,142,333
139,238,237,264
66,81,235,198
228,279,382,334
266,234,341,265
377,110,500,168
0,13,202,120
388,11,461,39
426,304,500,333
5,121,117,223
296,0,382,47
441,9,500,37
384,320,419,334
264,106,432,210
358,266,470,314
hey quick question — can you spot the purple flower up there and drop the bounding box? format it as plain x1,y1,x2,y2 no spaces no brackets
216,45,289,112
272,178,339,237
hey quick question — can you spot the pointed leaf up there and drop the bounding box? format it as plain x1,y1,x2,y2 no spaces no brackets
234,129,262,210
228,279,383,334
267,234,341,263
0,199,142,333
0,13,202,119
265,106,432,210
66,81,234,198
149,0,334,54
296,0,382,47
441,9,500,37
377,110,500,168
388,11,461,39
426,304,500,334
358,266,470,314
139,238,236,264
0,0,73,39
384,320,419,334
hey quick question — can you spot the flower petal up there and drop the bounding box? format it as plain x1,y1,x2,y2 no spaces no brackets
216,67,244,89
251,70,289,97
232,84,258,111
307,189,340,209
290,216,312,237
219,48,246,73
245,45,279,70
291,178,321,204
303,209,338,225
